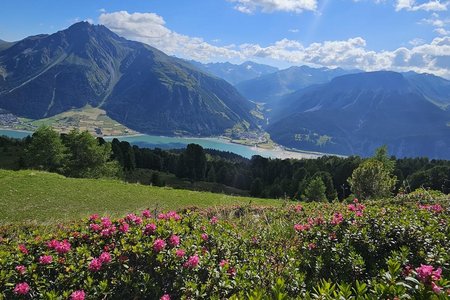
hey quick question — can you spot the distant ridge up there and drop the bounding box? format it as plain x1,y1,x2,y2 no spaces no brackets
0,22,258,136
189,60,278,85
267,71,450,159
235,65,359,103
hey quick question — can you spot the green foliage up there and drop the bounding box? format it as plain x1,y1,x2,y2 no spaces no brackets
24,126,66,172
349,160,397,199
303,177,327,202
63,129,119,178
0,199,449,298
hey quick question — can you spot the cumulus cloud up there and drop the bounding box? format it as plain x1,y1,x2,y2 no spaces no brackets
228,0,317,14
420,13,450,35
99,11,241,61
98,11,450,79
395,0,448,12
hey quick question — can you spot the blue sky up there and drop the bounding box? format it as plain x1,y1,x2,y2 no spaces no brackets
1,0,449,77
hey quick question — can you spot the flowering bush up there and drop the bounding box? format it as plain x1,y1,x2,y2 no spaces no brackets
0,200,449,299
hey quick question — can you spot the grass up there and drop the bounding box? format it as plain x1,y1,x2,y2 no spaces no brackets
0,169,282,224
15,105,138,136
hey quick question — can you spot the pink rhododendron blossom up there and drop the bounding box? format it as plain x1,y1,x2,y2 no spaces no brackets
294,224,310,232
331,212,344,225
89,258,103,272
18,244,28,254
184,254,200,268
201,233,208,241
294,204,303,213
227,267,236,277
101,217,112,228
153,239,166,252
431,282,442,294
175,249,186,258
219,259,229,267
39,255,53,264
431,267,442,281
416,264,435,282
99,252,111,264
142,209,151,218
144,223,157,235
159,211,181,221
308,243,317,250
119,223,129,233
71,290,86,300
15,265,26,274
55,240,71,254
14,282,30,295
89,214,99,221
169,235,180,247
210,216,218,225
160,294,170,300
89,223,101,232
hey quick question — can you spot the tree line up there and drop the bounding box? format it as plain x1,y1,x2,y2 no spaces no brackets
1,126,449,201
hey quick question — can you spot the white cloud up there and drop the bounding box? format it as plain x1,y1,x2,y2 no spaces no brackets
228,0,318,14
289,28,300,33
98,11,450,79
409,37,426,45
99,11,241,61
435,27,450,34
395,0,448,12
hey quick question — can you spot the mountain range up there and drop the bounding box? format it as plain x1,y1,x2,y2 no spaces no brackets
1,22,450,159
188,61,278,85
235,65,359,103
0,22,257,136
267,71,450,159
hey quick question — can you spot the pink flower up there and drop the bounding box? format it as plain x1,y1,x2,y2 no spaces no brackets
153,239,166,252
55,240,71,254
89,214,99,221
175,249,186,258
39,255,53,265
432,268,442,281
227,267,236,277
431,282,442,294
142,209,151,218
89,258,103,272
14,282,30,295
183,254,200,268
144,223,157,235
71,290,86,300
355,211,363,217
169,235,180,247
308,243,316,250
15,265,26,275
219,259,229,267
90,223,101,232
416,264,434,282
210,216,218,225
101,217,112,227
119,223,129,233
331,212,344,225
160,294,171,300
201,233,209,241
18,244,28,254
99,252,111,264
294,224,310,232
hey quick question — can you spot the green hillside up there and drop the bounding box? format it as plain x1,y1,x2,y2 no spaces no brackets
0,170,281,224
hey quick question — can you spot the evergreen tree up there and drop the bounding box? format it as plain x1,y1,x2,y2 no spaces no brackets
250,178,263,197
303,177,327,202
206,166,216,182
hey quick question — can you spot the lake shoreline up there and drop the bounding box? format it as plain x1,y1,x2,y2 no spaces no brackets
1,128,327,160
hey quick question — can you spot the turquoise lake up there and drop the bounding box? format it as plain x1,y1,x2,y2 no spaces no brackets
0,129,311,159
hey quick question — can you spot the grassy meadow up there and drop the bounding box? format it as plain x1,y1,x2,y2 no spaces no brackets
0,169,281,224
